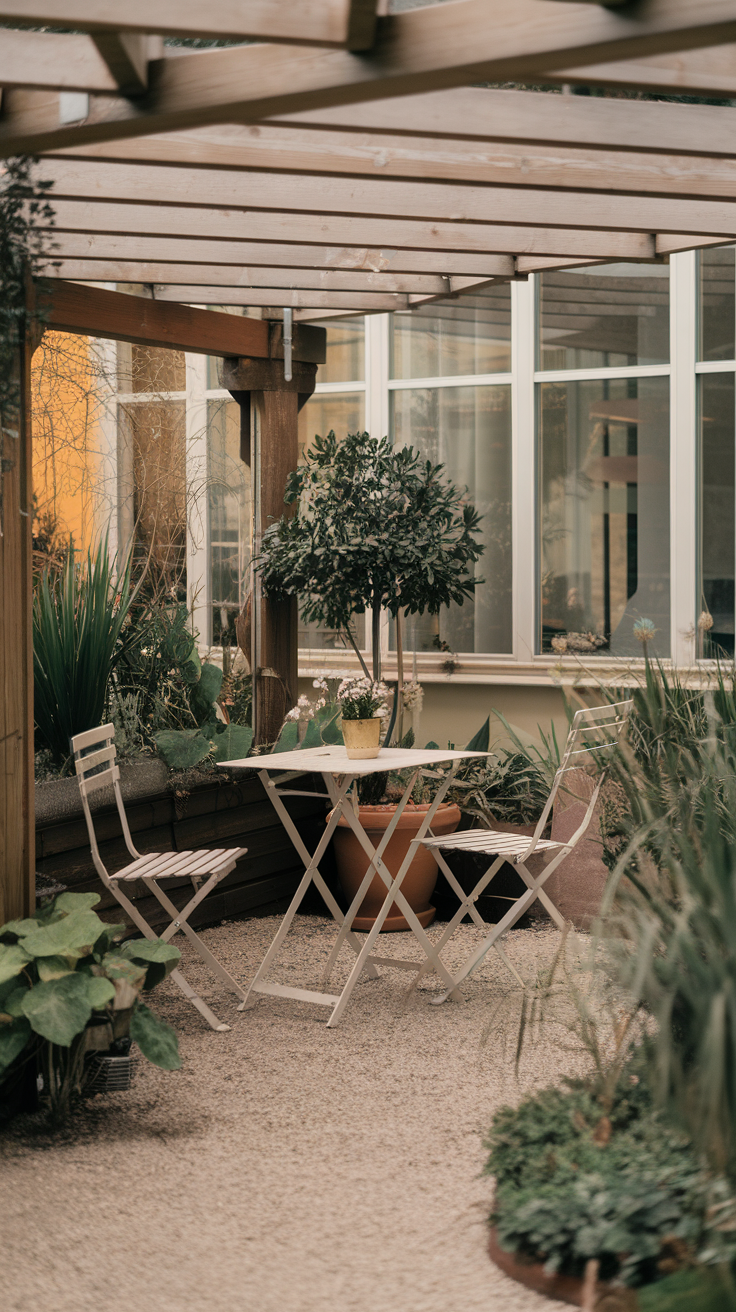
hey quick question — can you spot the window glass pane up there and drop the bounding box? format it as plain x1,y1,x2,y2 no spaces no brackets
118,343,185,393
699,247,735,363
539,263,670,370
390,384,512,655
540,376,670,657
119,399,187,597
700,373,735,657
207,398,252,646
312,319,365,383
390,285,511,379
298,392,365,457
297,391,366,650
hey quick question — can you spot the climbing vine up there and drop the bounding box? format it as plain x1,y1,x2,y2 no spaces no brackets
0,156,55,533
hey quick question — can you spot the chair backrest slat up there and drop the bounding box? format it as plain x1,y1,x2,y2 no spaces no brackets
523,700,633,856
70,724,141,878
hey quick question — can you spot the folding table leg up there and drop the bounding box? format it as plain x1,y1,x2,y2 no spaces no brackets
261,771,380,981
325,767,465,1025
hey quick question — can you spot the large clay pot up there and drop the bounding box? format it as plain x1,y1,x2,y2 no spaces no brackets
330,802,461,931
488,1228,624,1308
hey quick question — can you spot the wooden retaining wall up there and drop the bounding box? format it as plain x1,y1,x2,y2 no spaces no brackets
35,766,336,933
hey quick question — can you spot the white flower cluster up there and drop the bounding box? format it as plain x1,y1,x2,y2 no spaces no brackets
285,692,326,723
401,680,424,713
336,676,390,720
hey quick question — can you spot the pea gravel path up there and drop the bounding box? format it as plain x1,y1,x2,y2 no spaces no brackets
1,915,589,1312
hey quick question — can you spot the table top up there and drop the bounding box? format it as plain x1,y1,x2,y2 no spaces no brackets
218,745,488,778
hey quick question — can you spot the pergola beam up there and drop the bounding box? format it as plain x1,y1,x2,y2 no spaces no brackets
0,29,120,93
39,160,736,237
0,1,352,47
269,86,736,159
1,0,735,154
148,286,414,310
45,231,519,277
48,121,736,201
548,42,736,97
44,201,661,259
90,34,162,95
43,260,467,294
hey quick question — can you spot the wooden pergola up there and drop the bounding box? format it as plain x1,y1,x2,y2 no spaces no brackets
1,0,736,921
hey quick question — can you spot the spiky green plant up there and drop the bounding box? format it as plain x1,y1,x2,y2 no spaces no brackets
33,538,136,763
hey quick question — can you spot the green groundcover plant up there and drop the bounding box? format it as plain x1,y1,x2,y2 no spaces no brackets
486,1069,736,1291
0,891,181,1120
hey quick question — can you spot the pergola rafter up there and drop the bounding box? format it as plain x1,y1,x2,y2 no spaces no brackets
1,0,736,920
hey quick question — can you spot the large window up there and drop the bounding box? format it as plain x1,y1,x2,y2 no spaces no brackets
539,263,670,371
111,252,735,678
698,247,735,658
540,377,670,657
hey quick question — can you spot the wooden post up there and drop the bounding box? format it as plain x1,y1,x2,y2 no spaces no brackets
223,353,318,745
0,326,35,923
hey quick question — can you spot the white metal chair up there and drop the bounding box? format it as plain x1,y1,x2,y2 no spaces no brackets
71,723,249,1031
416,701,633,1002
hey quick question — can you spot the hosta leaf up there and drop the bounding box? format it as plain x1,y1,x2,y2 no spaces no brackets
54,892,101,913
274,721,299,753
3,986,29,1018
130,1003,181,1070
153,729,212,771
93,923,126,956
86,976,115,1010
119,939,181,966
0,1018,32,1076
37,955,74,982
209,722,254,763
19,910,103,958
21,973,94,1046
100,953,147,984
1,918,42,938
0,942,31,985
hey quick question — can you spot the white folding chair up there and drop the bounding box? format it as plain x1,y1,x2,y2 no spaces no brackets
416,701,633,1003
71,723,249,1032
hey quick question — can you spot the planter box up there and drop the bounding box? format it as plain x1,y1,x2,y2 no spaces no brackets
35,759,336,933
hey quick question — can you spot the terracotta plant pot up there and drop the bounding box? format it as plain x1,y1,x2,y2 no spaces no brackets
330,801,461,931
342,717,382,759
488,1228,623,1308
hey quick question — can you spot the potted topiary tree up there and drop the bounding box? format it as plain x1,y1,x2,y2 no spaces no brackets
258,430,486,929
258,430,484,688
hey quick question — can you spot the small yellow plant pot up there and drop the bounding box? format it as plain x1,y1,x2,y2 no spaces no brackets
342,717,382,759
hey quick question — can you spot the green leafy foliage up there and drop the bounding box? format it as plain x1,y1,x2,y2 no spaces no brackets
486,1074,736,1288
258,430,484,630
0,890,182,1118
130,1005,181,1070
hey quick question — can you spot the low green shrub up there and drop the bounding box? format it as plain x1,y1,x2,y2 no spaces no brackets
0,891,181,1122
486,1073,736,1289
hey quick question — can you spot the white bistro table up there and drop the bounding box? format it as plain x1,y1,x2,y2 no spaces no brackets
219,745,486,1027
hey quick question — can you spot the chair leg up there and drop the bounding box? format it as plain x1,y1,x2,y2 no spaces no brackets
144,875,248,1004
168,967,232,1033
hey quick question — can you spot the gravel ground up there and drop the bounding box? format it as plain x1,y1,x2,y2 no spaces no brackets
1,915,590,1312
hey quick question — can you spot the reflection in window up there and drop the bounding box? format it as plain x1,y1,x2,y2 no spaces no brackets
312,319,365,383
207,399,251,646
540,377,670,657
118,343,186,394
391,285,511,379
699,248,735,363
118,399,188,598
539,263,670,371
391,385,512,654
297,391,366,651
700,373,735,657
298,393,365,458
